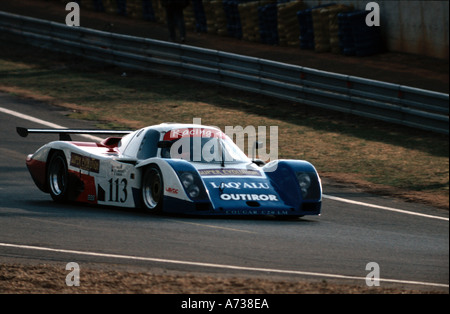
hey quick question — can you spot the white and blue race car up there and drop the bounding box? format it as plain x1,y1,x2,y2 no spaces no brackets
17,123,322,217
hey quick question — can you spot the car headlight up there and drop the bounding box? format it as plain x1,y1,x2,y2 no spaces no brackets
179,171,202,199
180,172,195,188
296,172,311,198
188,185,200,198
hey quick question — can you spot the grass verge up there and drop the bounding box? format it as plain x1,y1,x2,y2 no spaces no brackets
0,39,448,209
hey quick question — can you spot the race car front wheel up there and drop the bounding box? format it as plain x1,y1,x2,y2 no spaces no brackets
141,165,164,214
47,151,69,202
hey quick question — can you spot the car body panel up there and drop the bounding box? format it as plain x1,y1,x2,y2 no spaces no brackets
20,123,322,217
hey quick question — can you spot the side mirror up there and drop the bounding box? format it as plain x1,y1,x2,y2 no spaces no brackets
251,141,264,162
252,159,266,166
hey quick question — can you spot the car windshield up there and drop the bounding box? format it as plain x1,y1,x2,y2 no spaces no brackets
161,136,249,164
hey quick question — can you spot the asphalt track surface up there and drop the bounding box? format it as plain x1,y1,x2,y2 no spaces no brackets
0,92,448,292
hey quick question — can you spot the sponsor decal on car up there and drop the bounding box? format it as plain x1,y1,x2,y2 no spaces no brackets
70,153,100,173
219,193,278,201
165,187,179,194
210,182,270,189
164,128,226,141
225,209,288,215
199,169,261,177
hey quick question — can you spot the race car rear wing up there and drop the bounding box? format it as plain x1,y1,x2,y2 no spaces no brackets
16,127,133,141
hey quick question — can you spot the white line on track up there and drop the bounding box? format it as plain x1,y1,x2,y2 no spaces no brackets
323,194,448,221
1,105,448,221
0,242,447,288
166,219,257,234
0,106,103,142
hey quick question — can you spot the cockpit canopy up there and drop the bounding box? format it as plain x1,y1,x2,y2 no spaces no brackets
118,125,250,164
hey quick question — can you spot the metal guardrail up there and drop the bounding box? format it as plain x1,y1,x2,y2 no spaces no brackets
0,11,448,134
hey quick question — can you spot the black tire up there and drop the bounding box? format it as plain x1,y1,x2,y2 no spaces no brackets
47,151,69,202
141,165,164,214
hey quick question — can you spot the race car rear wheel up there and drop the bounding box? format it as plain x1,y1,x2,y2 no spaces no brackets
47,151,69,202
141,165,164,213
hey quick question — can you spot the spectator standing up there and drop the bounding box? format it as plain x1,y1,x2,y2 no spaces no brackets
161,0,190,43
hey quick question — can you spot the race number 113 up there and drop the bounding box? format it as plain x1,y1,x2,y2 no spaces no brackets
108,178,128,203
